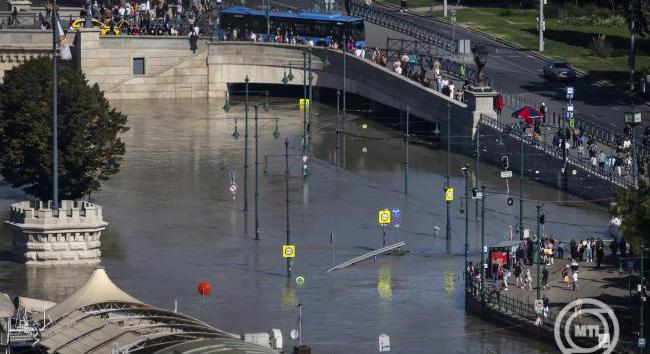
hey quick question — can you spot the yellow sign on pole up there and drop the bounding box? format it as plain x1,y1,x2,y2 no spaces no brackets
378,209,391,225
445,187,454,202
299,98,310,110
282,245,296,258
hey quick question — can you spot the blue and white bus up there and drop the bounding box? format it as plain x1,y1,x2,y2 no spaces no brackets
219,6,365,47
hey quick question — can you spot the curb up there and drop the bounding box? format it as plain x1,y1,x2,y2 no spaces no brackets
373,1,589,78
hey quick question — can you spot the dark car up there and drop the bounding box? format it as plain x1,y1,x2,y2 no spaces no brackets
543,60,576,81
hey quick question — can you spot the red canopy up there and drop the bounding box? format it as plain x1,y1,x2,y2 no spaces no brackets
511,106,544,125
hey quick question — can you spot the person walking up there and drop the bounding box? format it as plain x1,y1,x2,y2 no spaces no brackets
491,262,499,283
524,268,533,291
585,239,592,263
514,262,523,288
595,238,604,268
542,266,549,289
503,267,511,291
562,265,571,289
188,27,198,53
572,270,579,291
543,295,550,320
400,0,408,12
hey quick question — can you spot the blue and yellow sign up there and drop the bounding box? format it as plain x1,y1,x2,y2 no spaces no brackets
378,209,391,225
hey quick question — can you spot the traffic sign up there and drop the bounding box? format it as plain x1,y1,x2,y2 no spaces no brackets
534,299,543,314
392,216,401,227
282,245,296,258
445,187,454,202
500,171,513,178
391,208,400,218
628,260,634,271
639,338,646,348
378,209,391,225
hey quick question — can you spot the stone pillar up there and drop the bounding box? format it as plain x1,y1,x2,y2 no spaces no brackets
5,200,108,265
464,86,498,136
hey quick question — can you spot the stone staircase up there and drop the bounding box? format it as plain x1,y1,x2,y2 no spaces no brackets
104,48,209,100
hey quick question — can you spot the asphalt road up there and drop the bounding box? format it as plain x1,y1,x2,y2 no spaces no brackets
260,0,649,133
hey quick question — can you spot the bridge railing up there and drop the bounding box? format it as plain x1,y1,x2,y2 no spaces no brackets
480,114,633,188
350,2,457,54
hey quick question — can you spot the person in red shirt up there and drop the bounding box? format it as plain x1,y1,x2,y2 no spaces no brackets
494,94,504,117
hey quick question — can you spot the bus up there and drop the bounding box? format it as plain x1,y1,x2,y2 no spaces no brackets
219,6,365,47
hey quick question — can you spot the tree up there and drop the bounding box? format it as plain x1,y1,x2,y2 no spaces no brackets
610,180,650,253
624,0,649,36
0,57,128,201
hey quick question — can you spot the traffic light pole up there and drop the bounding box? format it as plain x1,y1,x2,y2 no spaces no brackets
480,186,486,313
519,123,524,240
475,123,480,221
254,104,260,241
404,106,410,195
446,102,451,240
244,76,250,212
285,138,292,278
536,203,541,300
464,164,469,281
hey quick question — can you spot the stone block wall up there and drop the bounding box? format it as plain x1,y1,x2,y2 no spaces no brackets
5,200,108,265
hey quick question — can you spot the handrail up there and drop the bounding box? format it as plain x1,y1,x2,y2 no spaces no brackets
479,114,634,189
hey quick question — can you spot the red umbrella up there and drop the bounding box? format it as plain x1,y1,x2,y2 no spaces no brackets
511,106,543,125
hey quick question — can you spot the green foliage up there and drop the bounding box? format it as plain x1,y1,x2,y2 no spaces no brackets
610,180,650,253
590,33,614,57
0,57,128,201
623,0,650,36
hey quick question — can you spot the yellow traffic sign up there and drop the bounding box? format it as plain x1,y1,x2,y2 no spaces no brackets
445,187,454,202
282,245,296,258
299,98,310,110
378,209,391,225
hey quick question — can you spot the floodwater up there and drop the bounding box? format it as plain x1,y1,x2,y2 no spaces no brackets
0,97,610,353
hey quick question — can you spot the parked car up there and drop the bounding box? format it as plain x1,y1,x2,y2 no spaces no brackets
543,59,576,81
69,18,120,36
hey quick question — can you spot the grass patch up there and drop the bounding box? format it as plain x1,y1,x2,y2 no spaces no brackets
374,1,650,85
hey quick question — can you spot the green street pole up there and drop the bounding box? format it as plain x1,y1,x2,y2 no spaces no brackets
285,138,292,278
464,164,469,282
536,203,541,299
641,240,645,351
308,47,313,156
243,76,250,212
519,123,524,240
254,104,260,241
51,4,59,209
446,102,451,240
405,105,410,194
336,90,340,166
480,186,486,312
302,50,307,175
475,122,480,221
342,34,346,130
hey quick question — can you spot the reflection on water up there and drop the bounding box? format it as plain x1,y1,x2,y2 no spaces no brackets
0,97,603,353
377,262,392,300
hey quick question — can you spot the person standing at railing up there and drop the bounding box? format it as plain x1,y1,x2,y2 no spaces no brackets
400,0,408,12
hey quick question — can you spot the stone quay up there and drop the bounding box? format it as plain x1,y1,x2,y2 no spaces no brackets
5,200,108,265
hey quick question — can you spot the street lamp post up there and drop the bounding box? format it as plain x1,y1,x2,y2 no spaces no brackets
536,203,542,300
336,90,341,166
285,138,292,278
480,186,486,312
519,122,525,240
51,3,59,209
244,76,250,212
462,165,470,281
303,50,308,173
342,34,347,130
446,102,451,240
254,104,260,241
405,105,410,194
475,121,480,221
308,47,313,155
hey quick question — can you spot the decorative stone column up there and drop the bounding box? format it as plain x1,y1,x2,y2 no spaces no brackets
464,86,498,136
5,200,108,265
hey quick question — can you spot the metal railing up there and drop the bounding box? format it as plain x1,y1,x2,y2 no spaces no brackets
349,1,457,53
479,114,634,188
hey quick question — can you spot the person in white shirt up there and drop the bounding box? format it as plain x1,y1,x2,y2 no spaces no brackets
354,46,365,57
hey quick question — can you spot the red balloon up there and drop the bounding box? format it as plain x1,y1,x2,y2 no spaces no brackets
197,281,211,296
